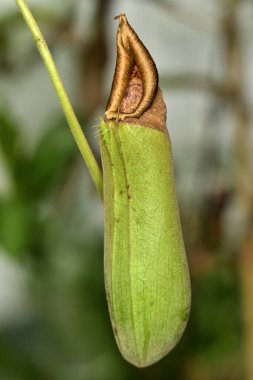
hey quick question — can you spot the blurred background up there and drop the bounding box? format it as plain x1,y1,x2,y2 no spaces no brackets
0,0,252,379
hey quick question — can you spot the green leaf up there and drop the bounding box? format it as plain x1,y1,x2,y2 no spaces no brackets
27,118,76,199
0,197,34,257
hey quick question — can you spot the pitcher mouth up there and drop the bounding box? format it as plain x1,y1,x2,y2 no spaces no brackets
105,14,159,122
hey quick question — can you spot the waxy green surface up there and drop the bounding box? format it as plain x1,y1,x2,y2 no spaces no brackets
99,120,191,367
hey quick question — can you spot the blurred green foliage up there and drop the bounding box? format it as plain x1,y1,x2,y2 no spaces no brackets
0,109,76,258
0,2,246,380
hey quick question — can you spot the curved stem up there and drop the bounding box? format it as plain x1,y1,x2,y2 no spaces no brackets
15,0,103,198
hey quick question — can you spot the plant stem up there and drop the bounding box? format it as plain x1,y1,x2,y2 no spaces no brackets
222,1,253,378
15,0,103,198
